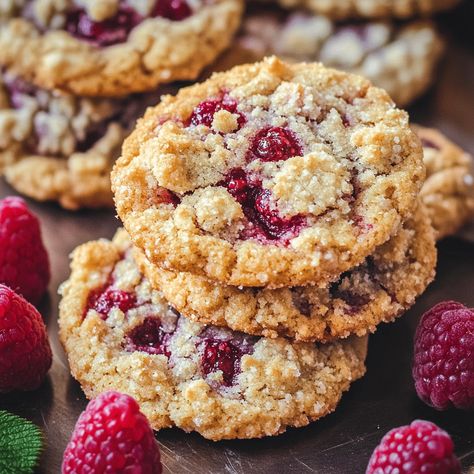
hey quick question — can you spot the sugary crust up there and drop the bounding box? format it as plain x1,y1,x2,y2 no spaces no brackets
269,0,460,20
112,57,424,288
416,125,474,239
210,11,443,106
58,231,367,440
0,0,243,96
136,203,436,342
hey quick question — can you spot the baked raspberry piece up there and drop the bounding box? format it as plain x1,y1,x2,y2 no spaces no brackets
86,284,137,319
152,0,192,21
125,317,172,357
247,126,302,162
0,197,50,305
62,391,162,474
188,94,245,128
0,285,52,392
197,328,255,387
366,420,460,474
413,301,474,410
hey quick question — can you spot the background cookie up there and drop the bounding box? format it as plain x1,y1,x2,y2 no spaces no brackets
0,68,160,209
211,10,444,106
136,203,436,342
264,0,460,20
112,57,424,288
59,230,368,440
0,0,243,96
416,125,474,239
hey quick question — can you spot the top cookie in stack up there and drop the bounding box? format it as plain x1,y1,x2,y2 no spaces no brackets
112,56,437,342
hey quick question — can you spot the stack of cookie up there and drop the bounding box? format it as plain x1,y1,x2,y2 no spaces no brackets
0,0,242,209
60,57,440,440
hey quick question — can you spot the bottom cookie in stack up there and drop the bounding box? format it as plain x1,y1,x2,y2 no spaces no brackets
59,230,367,441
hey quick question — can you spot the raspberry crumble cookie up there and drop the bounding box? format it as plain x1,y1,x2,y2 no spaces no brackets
58,230,368,440
267,0,460,20
0,68,160,209
0,0,243,96
416,125,474,239
137,204,436,341
212,10,443,106
112,57,424,288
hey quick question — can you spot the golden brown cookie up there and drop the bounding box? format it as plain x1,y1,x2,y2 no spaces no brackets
210,10,443,106
416,125,474,239
136,203,436,342
0,68,161,209
112,57,424,288
59,230,367,440
0,0,243,96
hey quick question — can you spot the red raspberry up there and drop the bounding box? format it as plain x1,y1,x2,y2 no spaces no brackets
86,284,137,319
247,126,302,162
413,301,474,410
125,317,172,357
152,0,192,21
0,285,52,392
366,420,460,474
0,196,50,305
62,391,162,474
188,95,245,128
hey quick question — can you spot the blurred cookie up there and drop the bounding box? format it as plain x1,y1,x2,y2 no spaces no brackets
264,0,460,20
0,69,161,209
212,10,443,106
416,125,474,239
0,0,242,96
59,230,367,440
112,57,424,288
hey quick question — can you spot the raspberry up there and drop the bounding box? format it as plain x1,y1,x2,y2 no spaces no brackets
86,284,137,319
152,0,192,21
0,285,52,392
413,301,474,410
247,127,302,162
125,317,172,357
188,95,245,128
366,420,460,474
62,391,162,474
0,197,50,305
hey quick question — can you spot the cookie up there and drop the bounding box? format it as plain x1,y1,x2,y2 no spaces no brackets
0,68,160,209
112,57,425,288
266,0,460,20
135,203,436,342
58,230,367,440
0,0,243,96
211,10,443,106
416,125,474,239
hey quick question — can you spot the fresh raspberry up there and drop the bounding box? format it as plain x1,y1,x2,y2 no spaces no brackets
247,127,302,162
0,197,50,305
62,391,162,474
413,301,474,410
188,95,245,128
86,284,137,319
0,285,52,392
366,420,460,474
125,317,172,357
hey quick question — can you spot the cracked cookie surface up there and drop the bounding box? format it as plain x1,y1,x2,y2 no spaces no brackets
416,125,474,239
0,68,160,209
262,0,460,20
0,0,243,96
58,230,367,440
136,203,436,342
211,10,443,106
112,57,424,288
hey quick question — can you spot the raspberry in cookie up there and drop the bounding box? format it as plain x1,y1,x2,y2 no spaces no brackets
0,68,160,209
0,0,243,96
136,203,436,342
58,230,368,440
112,57,424,288
415,125,474,239
270,0,460,20
211,10,444,106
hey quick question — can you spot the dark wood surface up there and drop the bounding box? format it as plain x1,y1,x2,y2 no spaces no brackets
1,3,473,472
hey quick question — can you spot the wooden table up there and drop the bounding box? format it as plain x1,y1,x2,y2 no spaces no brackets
1,3,473,472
